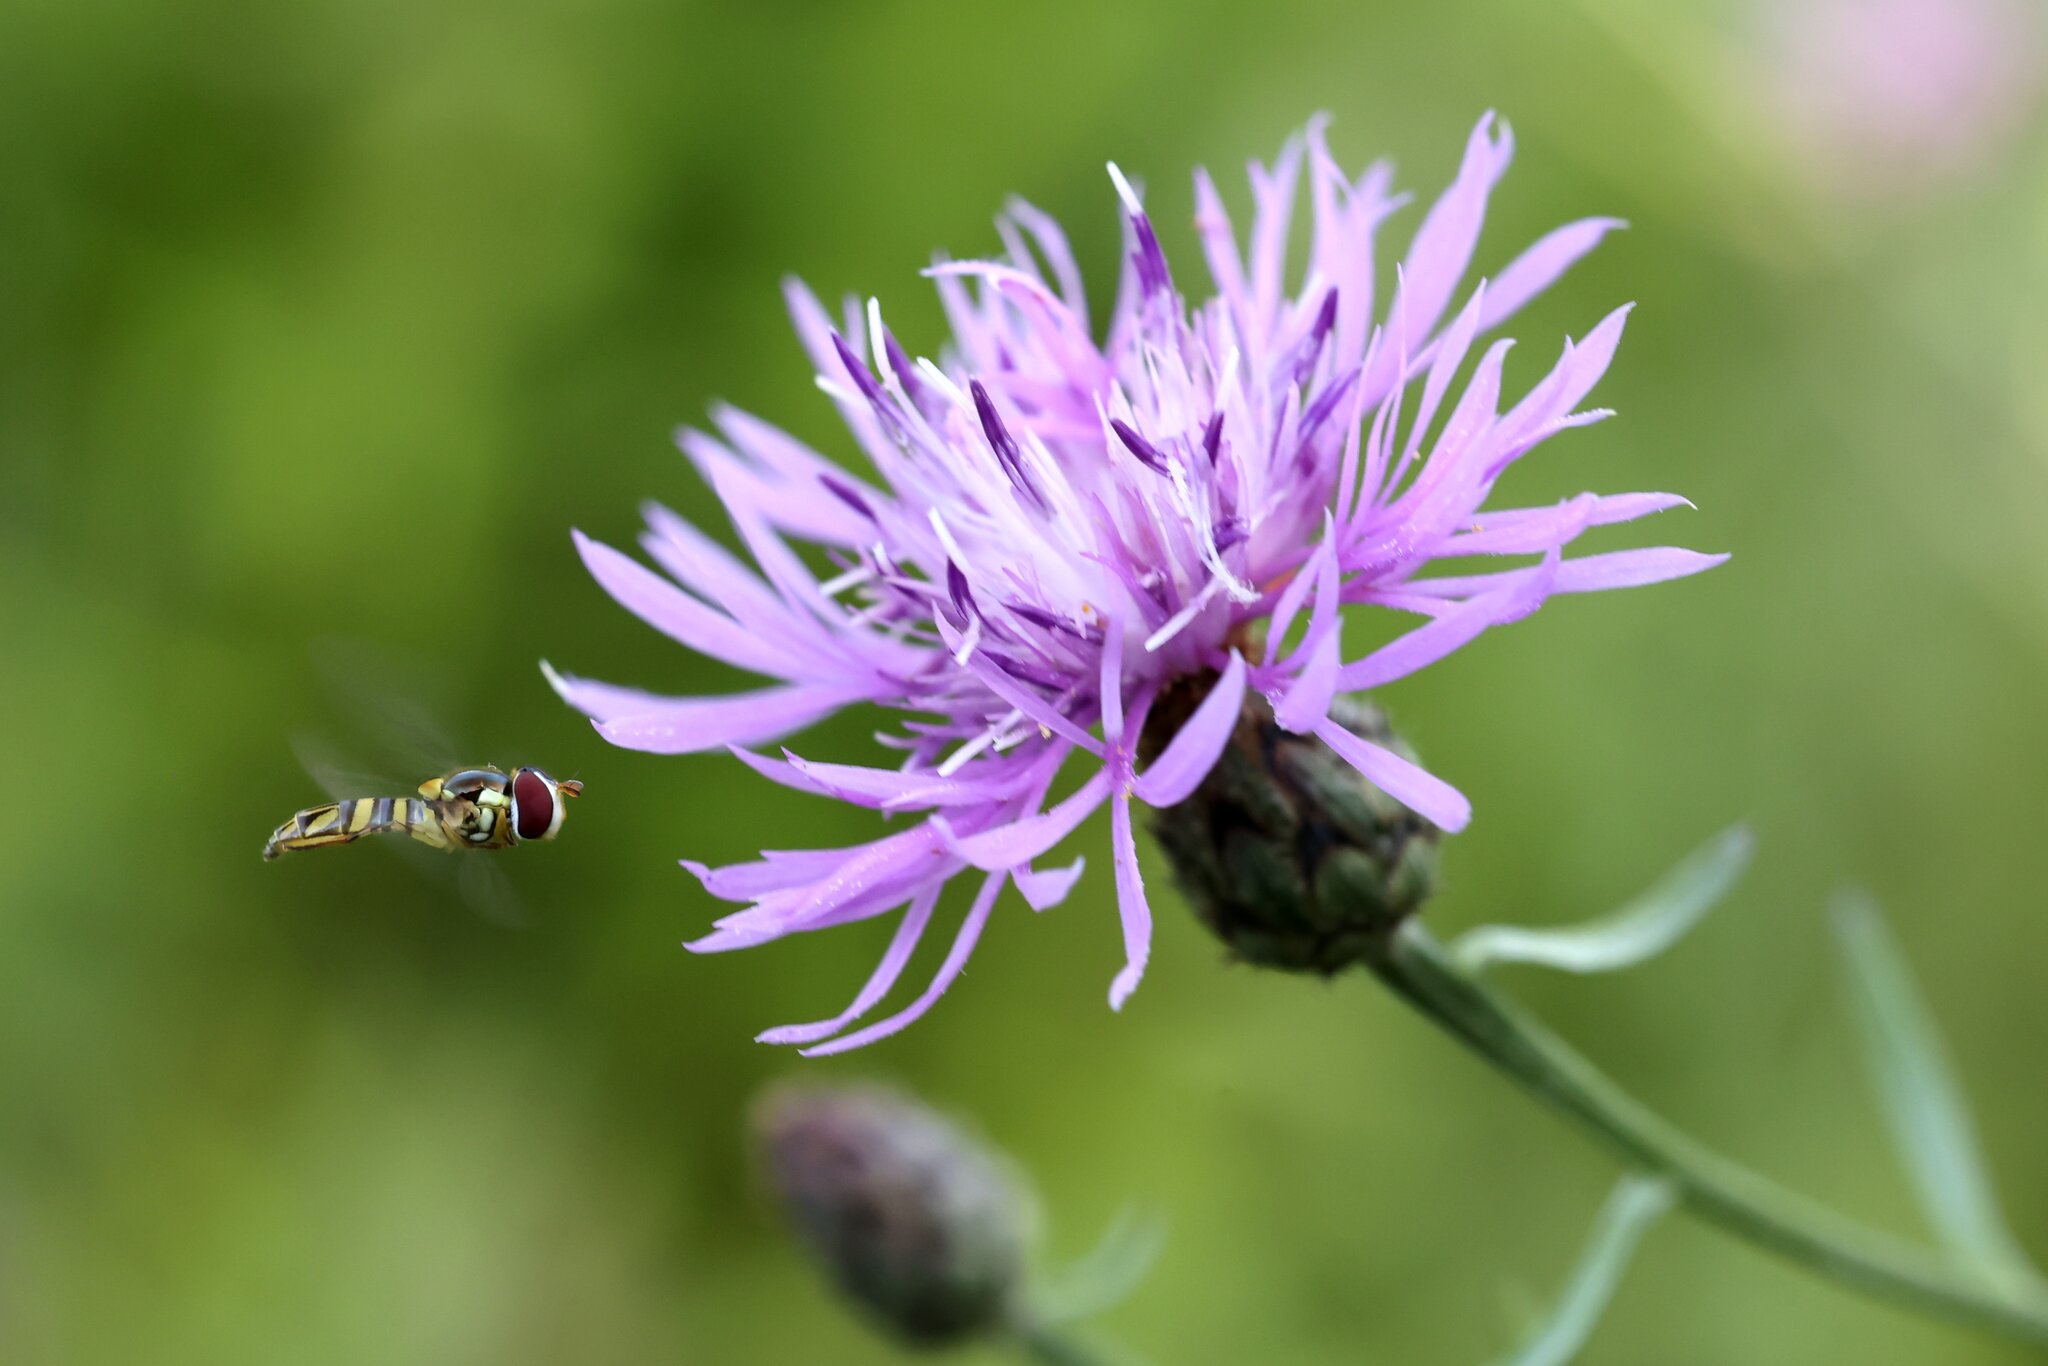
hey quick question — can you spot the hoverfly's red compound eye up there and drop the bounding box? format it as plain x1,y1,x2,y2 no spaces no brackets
511,768,556,841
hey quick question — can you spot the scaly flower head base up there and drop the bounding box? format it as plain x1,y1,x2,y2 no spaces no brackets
1142,684,1440,975
548,114,1724,1051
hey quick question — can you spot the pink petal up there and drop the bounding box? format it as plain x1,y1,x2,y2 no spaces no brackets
1100,615,1127,745
952,634,1103,755
731,746,1059,812
573,530,809,680
1407,547,1728,599
593,682,865,754
1013,856,1087,911
1493,304,1632,465
1335,608,1492,692
1273,547,1342,734
1315,718,1471,832
755,886,940,1046
939,769,1113,871
1306,119,1400,373
1247,135,1307,343
727,746,833,798
639,501,789,623
800,872,1005,1056
687,822,953,950
1478,218,1626,333
1369,114,1513,398
1447,493,1690,555
683,924,783,953
682,848,846,902
1377,337,1512,534
1404,281,1489,466
1193,166,1249,332
785,276,887,455
542,663,683,725
694,453,848,618
716,403,877,506
1560,547,1727,593
1337,573,1533,692
1262,546,1323,666
1107,792,1152,1011
1133,651,1248,807
1004,195,1088,316
1341,523,1579,692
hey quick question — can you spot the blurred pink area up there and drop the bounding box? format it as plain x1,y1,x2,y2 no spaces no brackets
1762,0,2042,194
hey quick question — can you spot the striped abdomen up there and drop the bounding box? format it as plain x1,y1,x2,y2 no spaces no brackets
262,796,451,860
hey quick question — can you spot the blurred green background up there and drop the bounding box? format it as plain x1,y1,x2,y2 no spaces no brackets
5,0,2046,1361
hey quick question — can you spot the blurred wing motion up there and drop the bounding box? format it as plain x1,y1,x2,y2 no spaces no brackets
263,644,585,925
309,636,469,778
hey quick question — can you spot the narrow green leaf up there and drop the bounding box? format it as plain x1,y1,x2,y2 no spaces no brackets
1489,1176,1673,1366
1029,1207,1168,1327
1453,824,1753,975
1831,890,2044,1295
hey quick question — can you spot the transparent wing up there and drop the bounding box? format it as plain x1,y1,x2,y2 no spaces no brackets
292,736,532,929
290,731,465,905
279,638,549,929
458,853,533,930
308,636,466,780
286,651,536,929
292,733,413,805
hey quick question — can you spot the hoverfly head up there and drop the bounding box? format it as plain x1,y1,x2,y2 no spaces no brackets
510,768,577,842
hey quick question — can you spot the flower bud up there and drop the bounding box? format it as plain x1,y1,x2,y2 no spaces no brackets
1143,685,1441,975
752,1083,1028,1348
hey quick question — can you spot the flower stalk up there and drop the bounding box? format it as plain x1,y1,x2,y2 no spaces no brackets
1364,922,2048,1346
1011,1319,1117,1366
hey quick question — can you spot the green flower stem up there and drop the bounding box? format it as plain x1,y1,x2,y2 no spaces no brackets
1011,1319,1114,1366
1367,921,2048,1346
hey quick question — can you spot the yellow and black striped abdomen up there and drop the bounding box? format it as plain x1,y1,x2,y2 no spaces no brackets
262,796,450,859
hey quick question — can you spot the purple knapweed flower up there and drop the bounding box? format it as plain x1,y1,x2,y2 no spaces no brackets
549,114,1724,1053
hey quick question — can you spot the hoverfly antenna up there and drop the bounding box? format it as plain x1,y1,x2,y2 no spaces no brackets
561,779,584,798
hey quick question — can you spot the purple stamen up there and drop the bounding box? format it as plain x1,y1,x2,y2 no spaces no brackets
883,328,929,412
1311,286,1339,343
1130,210,1171,299
1299,368,1361,447
1008,602,1088,642
945,561,977,626
1292,287,1340,385
1109,418,1171,474
1201,411,1225,465
831,332,888,407
1009,603,1063,631
986,652,1069,691
970,380,1048,511
821,475,877,521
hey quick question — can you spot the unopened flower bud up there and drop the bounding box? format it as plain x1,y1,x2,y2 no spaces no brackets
1143,685,1441,975
752,1083,1028,1348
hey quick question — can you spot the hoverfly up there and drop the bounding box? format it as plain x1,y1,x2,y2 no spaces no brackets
261,641,584,921
262,764,583,860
